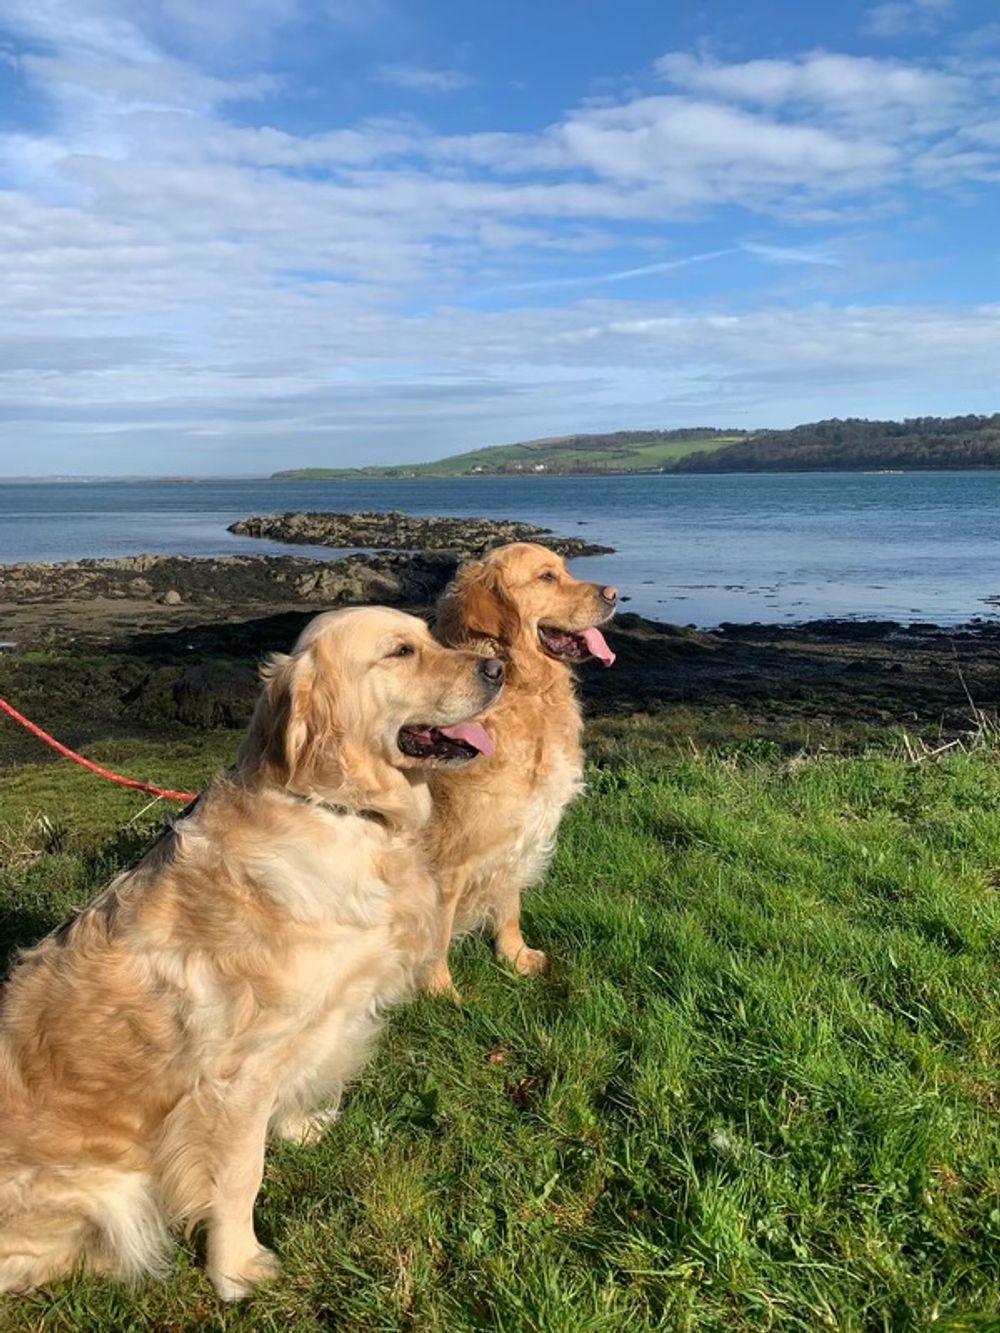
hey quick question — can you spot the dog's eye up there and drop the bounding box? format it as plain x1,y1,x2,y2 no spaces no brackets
389,642,415,658
538,571,558,583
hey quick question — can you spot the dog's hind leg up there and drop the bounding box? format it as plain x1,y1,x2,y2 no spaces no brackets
0,1209,91,1293
0,1166,168,1292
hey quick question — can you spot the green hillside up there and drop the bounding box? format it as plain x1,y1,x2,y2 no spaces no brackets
273,413,1000,479
271,429,744,479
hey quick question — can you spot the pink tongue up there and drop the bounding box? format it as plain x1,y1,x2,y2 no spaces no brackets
580,627,616,667
438,721,495,758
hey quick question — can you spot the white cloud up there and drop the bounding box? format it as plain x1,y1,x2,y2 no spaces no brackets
537,301,1000,419
2,0,155,63
373,63,474,94
555,94,897,203
654,51,968,137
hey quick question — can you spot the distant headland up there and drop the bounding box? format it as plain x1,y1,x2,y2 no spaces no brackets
272,414,1000,479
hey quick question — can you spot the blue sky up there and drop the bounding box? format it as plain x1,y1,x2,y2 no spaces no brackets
0,0,998,474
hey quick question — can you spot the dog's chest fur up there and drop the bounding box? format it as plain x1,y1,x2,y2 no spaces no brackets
428,666,585,896
191,794,439,1019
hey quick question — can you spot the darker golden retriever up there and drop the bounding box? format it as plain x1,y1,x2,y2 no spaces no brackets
0,607,502,1299
425,541,616,996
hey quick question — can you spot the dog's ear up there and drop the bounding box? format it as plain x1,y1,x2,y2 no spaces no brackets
239,646,343,786
436,558,517,646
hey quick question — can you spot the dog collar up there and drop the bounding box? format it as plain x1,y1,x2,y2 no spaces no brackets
282,789,389,827
166,789,388,831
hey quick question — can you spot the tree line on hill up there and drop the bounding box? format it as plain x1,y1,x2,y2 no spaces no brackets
670,415,1000,472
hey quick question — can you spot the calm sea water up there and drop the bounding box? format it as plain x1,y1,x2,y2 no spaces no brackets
1,473,997,627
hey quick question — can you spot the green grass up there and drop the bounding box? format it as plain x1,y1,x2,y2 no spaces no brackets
2,733,1000,1330
624,437,744,468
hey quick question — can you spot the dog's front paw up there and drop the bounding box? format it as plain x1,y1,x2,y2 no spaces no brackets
423,961,461,1003
209,1244,281,1301
511,946,548,977
276,1106,339,1146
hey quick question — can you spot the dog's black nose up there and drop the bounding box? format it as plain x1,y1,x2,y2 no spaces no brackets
480,656,505,684
600,585,619,604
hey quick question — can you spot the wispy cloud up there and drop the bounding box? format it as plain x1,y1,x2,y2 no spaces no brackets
862,0,953,38
741,242,844,267
373,63,474,94
472,249,737,295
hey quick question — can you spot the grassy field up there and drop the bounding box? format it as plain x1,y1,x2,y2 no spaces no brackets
274,434,744,479
2,728,1000,1331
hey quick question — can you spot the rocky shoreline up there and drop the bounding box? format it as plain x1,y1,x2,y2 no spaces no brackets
0,549,471,654
1,518,997,764
227,511,613,558
1,588,997,765
0,551,458,610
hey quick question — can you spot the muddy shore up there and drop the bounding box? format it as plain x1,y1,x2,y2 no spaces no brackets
1,546,997,765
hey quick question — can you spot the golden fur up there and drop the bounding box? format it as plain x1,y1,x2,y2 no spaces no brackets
426,542,617,995
0,607,500,1300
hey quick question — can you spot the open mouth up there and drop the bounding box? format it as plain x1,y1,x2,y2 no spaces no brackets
538,625,616,667
397,721,495,765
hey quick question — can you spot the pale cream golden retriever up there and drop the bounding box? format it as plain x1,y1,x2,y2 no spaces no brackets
0,607,502,1300
425,542,616,997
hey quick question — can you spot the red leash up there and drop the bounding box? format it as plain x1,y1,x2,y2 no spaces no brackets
0,696,197,803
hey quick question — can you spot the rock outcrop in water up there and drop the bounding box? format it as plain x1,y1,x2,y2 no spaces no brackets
0,552,456,608
227,511,613,558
